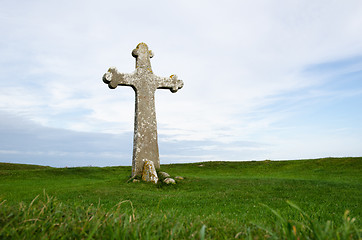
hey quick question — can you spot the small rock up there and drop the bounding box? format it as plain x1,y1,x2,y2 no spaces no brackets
175,176,184,180
198,164,204,167
158,171,170,178
132,179,140,183
142,160,158,184
163,178,176,184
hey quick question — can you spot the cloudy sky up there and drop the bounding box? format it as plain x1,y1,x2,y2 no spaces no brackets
1,0,361,167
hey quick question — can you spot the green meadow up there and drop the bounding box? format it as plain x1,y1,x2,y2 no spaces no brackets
0,157,361,239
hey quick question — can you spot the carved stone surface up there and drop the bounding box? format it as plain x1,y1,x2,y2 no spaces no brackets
103,43,183,177
142,159,158,184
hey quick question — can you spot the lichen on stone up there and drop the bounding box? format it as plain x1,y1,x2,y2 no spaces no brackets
142,159,158,184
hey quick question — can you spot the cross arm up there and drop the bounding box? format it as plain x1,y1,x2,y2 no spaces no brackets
103,67,134,89
156,75,184,93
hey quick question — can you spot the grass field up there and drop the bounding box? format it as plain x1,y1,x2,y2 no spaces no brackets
0,157,361,239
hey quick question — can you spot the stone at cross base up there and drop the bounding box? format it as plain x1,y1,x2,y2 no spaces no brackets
102,42,184,178
142,160,158,184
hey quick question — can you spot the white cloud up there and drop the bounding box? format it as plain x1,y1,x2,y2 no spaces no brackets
0,0,362,166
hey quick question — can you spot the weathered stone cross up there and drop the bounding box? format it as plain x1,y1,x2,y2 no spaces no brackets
102,43,183,177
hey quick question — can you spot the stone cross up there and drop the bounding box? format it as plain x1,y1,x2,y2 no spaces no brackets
102,43,183,177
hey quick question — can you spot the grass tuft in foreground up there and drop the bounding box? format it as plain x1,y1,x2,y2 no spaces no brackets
0,193,360,239
0,193,203,239
253,201,361,240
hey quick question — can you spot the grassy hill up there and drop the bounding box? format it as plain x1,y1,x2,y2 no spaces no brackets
0,157,361,239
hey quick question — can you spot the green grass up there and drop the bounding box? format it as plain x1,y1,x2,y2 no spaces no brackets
0,157,361,239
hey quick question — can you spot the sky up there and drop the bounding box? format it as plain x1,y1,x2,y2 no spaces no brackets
0,0,362,167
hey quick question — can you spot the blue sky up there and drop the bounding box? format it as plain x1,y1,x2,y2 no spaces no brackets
0,0,361,167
